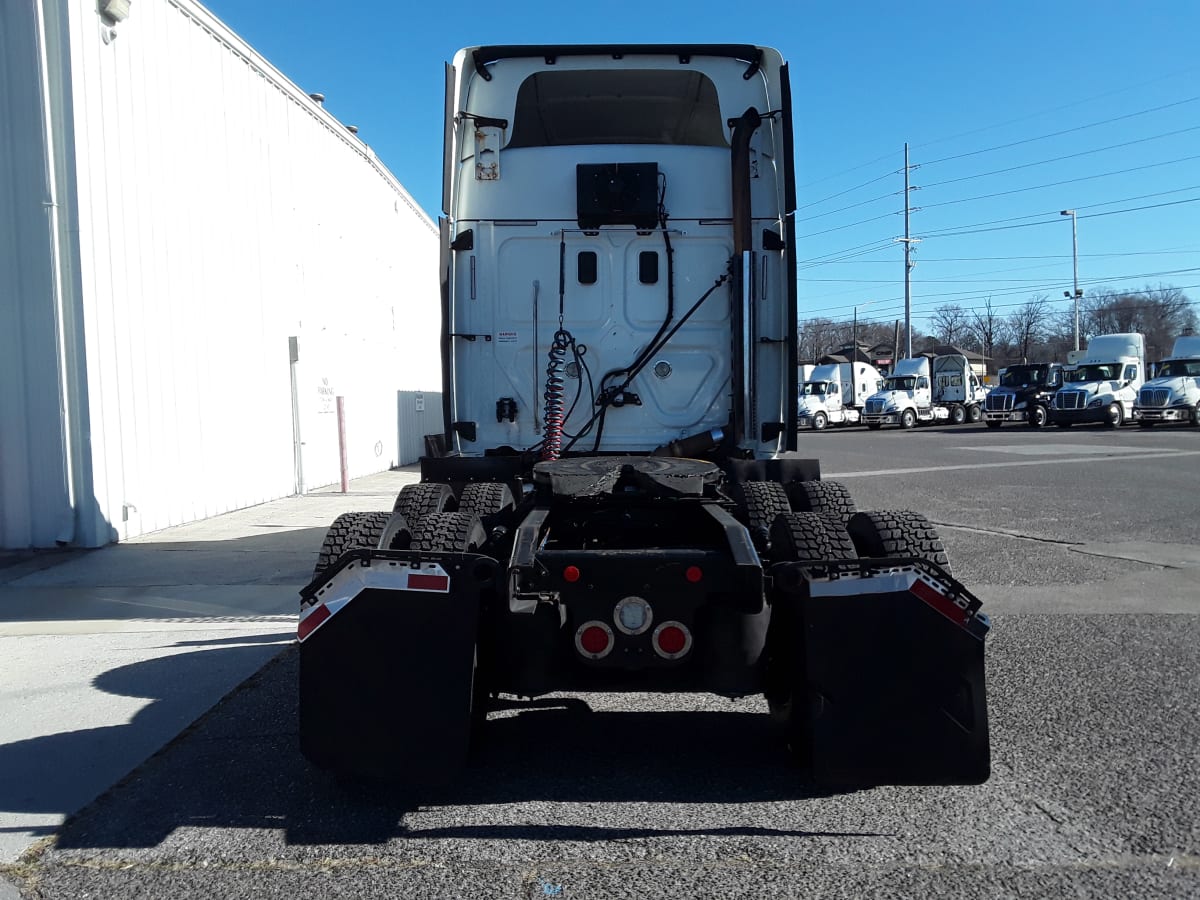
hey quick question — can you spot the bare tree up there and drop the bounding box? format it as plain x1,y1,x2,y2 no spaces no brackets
930,303,970,346
1081,285,1197,359
969,296,1003,360
1007,295,1053,361
799,317,839,363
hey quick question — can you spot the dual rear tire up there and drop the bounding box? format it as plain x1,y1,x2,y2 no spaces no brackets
764,505,952,750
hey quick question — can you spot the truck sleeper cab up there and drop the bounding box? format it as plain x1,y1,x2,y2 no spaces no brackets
1050,333,1145,428
298,45,991,790
983,363,1064,429
1135,336,1200,426
797,361,883,430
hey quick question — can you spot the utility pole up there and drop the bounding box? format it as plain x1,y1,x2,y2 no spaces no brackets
896,144,921,359
1060,209,1082,352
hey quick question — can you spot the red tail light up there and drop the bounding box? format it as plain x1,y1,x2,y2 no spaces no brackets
653,621,692,659
563,565,581,583
684,565,703,583
575,621,614,659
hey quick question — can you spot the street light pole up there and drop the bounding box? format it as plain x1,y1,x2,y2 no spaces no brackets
1061,209,1081,352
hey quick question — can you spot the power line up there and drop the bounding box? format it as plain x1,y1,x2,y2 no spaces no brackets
915,155,1200,212
803,269,1200,317
795,169,898,213
919,97,1200,167
795,210,900,241
919,125,1200,190
801,267,1200,286
810,248,1200,264
796,188,903,223
796,66,1200,192
805,287,1200,332
795,192,1200,267
919,196,1200,240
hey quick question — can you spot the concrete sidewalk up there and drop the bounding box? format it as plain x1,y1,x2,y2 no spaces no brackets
0,468,419,864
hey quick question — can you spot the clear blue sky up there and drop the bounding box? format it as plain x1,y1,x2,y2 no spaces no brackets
201,0,1199,333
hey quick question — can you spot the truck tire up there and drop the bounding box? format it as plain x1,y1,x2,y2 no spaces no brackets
786,479,857,524
410,511,488,553
1028,405,1048,428
393,482,455,528
812,411,828,431
1192,404,1200,427
900,409,916,429
950,404,966,425
345,511,394,552
968,404,982,423
313,511,375,579
846,510,951,574
310,509,397,581
985,420,1002,430
770,511,857,564
1105,402,1124,428
763,513,856,733
731,480,792,549
457,482,515,516
377,510,412,550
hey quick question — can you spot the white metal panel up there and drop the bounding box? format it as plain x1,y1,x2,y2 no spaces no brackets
57,0,440,541
397,391,445,466
0,0,75,549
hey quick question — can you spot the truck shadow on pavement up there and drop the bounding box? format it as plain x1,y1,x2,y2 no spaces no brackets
0,639,293,818
44,645,873,852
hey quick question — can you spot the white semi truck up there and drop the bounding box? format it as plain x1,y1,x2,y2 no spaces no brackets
298,44,990,789
1049,332,1145,428
862,354,986,429
797,361,883,429
1135,335,1200,427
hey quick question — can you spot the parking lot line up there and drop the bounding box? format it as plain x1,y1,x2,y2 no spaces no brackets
827,448,1200,478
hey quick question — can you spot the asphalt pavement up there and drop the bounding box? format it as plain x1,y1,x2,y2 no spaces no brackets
1,427,1197,899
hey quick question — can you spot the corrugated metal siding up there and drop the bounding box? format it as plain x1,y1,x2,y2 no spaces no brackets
0,0,74,549
397,391,445,466
53,0,441,541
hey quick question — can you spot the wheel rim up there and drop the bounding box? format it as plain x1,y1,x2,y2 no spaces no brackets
814,413,827,430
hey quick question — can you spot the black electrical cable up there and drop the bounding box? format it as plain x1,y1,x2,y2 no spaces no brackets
561,268,733,454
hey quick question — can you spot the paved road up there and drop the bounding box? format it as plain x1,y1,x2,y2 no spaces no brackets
5,425,1198,898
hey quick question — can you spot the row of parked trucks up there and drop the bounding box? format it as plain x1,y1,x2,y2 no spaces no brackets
798,353,991,430
990,333,1200,429
800,334,1200,431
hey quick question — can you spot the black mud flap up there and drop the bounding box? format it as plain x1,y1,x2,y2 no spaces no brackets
772,559,990,786
298,550,499,783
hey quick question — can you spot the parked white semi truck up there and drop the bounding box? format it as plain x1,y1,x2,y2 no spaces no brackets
298,44,990,790
797,361,883,429
1135,335,1200,427
1049,333,1145,428
862,354,985,429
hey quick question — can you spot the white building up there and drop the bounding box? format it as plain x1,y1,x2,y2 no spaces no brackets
0,0,441,549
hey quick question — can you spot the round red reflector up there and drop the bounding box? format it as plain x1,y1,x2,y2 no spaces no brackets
685,566,703,583
580,625,610,655
657,625,687,655
563,565,581,583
